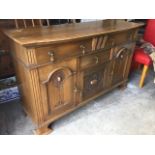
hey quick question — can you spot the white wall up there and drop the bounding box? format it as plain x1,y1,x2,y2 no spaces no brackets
81,19,104,22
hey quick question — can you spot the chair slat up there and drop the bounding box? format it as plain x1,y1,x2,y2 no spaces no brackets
31,19,35,27
23,19,27,28
14,19,19,29
14,19,76,29
46,19,50,26
39,19,43,26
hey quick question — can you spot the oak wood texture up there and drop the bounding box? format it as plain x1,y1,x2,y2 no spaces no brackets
2,20,144,134
3,20,143,47
33,125,53,135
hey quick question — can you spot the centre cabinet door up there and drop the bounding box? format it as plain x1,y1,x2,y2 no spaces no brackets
111,44,134,85
78,61,112,102
39,59,77,119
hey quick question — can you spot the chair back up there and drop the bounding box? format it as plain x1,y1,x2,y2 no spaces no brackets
14,19,50,29
143,19,155,46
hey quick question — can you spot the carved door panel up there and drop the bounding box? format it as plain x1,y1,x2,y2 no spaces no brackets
112,46,133,85
41,66,76,117
78,62,111,101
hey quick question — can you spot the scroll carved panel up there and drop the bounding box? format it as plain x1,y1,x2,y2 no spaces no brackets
92,35,110,51
112,46,131,85
42,67,76,115
82,64,109,100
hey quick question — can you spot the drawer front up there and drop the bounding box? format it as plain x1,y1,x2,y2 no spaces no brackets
35,39,92,65
92,30,136,51
110,30,135,45
80,49,111,70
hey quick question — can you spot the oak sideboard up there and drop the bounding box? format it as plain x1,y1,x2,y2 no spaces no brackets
2,20,143,134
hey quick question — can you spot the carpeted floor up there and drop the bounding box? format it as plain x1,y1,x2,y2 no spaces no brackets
0,69,155,135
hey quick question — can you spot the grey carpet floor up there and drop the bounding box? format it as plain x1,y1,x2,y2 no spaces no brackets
0,69,155,135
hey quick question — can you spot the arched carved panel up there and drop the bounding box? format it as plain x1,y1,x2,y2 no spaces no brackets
112,46,131,85
42,67,76,115
82,64,108,100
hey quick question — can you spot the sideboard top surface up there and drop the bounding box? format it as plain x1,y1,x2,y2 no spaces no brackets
2,20,144,47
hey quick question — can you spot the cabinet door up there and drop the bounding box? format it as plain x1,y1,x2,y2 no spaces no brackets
78,62,111,101
41,66,76,117
112,44,134,85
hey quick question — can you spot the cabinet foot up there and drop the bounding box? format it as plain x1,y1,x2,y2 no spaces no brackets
33,125,53,135
119,82,127,90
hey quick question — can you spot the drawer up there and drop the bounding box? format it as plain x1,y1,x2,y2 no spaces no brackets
110,30,135,45
35,39,92,65
79,49,111,70
93,30,135,51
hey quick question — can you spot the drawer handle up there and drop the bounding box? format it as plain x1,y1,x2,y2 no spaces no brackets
74,86,81,93
57,76,61,82
116,47,126,58
80,45,86,55
120,54,124,59
90,79,97,85
94,56,99,64
48,51,54,62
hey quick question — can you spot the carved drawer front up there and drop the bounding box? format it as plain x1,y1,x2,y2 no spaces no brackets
35,39,92,65
92,34,114,51
40,66,77,118
79,49,111,70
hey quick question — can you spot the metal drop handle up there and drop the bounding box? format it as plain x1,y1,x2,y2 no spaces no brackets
115,47,126,58
57,76,61,82
90,79,97,85
80,45,86,55
94,56,99,64
120,54,124,59
48,51,54,62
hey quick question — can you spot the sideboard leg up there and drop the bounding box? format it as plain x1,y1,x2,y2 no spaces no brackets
33,125,53,135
